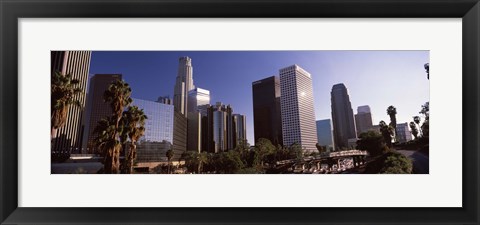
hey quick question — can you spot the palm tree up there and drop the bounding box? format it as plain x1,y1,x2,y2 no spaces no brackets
93,117,118,172
122,106,147,174
379,120,394,148
413,116,422,136
51,71,83,140
100,80,132,174
386,105,397,141
166,149,174,173
409,122,419,139
424,63,429,80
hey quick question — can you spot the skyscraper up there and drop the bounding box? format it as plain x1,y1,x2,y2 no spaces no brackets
188,87,210,114
355,105,374,136
279,65,317,152
204,102,236,153
233,114,247,146
316,119,334,152
331,83,357,149
82,74,122,153
51,51,92,154
173,56,194,116
187,88,210,152
252,76,283,146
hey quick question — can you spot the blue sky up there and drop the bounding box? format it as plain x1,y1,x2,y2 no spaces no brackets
90,51,429,145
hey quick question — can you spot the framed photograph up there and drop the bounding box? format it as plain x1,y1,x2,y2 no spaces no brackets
1,0,479,224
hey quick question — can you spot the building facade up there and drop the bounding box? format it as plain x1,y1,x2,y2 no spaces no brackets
173,111,188,160
396,122,413,143
207,102,234,152
82,74,122,154
331,83,357,150
233,114,247,146
355,105,374,136
131,98,174,162
187,87,210,152
252,76,283,146
279,65,318,152
51,51,92,154
316,119,334,152
173,56,194,116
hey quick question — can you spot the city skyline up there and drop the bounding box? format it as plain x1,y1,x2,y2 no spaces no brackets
90,51,430,145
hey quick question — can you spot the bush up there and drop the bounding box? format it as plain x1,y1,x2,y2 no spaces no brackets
381,152,413,174
364,151,412,174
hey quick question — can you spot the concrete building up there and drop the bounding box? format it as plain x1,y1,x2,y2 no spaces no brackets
252,76,283,146
331,83,357,150
355,105,373,136
279,65,317,152
131,98,174,162
396,122,413,143
316,119,334,152
51,51,92,154
173,56,194,116
82,74,122,153
173,111,187,160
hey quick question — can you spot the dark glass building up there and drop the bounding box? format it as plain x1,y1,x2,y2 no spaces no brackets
131,98,174,163
330,83,357,150
252,76,283,146
82,74,122,153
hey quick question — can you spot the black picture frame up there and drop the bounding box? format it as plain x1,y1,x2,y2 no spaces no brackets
1,0,479,224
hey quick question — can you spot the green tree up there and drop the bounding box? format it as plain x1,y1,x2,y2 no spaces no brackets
289,143,304,161
419,102,430,138
197,152,208,173
93,117,118,172
122,106,147,174
379,120,394,148
381,152,413,174
254,138,276,168
386,105,397,140
413,116,422,136
51,71,83,140
96,80,133,174
315,143,326,154
409,122,419,139
356,131,388,156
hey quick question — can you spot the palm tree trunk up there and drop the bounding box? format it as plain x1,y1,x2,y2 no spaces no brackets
51,127,57,140
126,142,136,174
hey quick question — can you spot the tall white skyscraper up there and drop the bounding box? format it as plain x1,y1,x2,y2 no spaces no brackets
279,65,318,152
173,56,194,116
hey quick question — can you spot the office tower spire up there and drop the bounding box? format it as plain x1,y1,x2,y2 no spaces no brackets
279,65,317,152
173,56,194,116
331,83,357,149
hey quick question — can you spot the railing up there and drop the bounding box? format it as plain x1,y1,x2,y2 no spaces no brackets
275,150,368,165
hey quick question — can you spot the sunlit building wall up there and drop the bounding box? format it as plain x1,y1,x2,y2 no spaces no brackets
279,65,318,152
